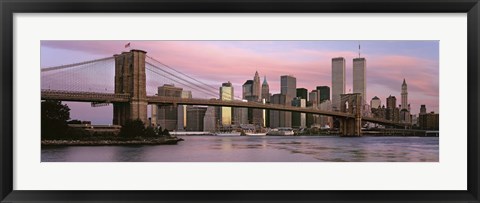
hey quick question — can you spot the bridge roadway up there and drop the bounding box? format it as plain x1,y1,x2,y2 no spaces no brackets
41,90,408,127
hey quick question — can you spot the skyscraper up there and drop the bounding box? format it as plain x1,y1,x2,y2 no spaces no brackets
316,86,330,102
420,104,427,115
332,57,346,111
157,84,182,130
309,90,320,108
386,95,398,121
292,97,306,128
401,79,408,110
186,106,207,131
261,76,270,102
281,75,296,127
386,95,396,109
281,75,297,102
252,71,261,102
353,57,367,103
270,94,286,128
203,105,217,132
242,80,253,99
370,96,381,109
296,88,308,100
219,81,234,126
177,90,192,131
293,88,307,129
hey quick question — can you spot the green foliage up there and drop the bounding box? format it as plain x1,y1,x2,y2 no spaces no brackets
41,100,70,140
144,126,157,137
67,119,82,124
119,119,147,137
162,128,170,136
65,127,90,140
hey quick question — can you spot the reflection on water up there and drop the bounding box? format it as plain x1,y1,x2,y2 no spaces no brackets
41,136,439,162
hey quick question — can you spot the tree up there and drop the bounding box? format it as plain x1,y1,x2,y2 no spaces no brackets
41,100,70,139
144,126,157,137
67,119,82,124
119,119,146,137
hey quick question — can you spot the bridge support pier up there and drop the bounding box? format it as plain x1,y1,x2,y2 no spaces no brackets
340,93,362,137
112,49,148,126
339,117,362,136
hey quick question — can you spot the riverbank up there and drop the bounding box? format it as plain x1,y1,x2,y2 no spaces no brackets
42,137,183,146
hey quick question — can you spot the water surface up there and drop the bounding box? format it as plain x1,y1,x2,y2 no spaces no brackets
41,136,439,162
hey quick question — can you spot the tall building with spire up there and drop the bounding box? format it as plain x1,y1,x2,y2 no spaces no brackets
252,71,261,102
401,79,408,110
261,76,270,102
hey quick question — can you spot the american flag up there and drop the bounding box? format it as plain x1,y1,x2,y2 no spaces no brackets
125,42,130,48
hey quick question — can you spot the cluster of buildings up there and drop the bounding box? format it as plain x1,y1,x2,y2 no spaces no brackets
147,54,439,132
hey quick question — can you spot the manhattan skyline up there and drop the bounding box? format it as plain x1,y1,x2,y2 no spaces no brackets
41,40,439,124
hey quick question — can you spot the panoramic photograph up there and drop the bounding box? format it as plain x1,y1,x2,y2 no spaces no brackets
40,40,439,162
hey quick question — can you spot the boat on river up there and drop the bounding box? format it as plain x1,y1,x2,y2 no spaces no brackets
245,132,267,136
267,128,295,136
214,131,242,136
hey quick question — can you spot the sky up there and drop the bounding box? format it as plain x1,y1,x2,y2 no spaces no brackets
41,40,439,124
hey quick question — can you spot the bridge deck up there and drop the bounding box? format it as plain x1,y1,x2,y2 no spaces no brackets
41,90,409,127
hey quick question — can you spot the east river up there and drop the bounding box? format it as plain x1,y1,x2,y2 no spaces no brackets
41,136,439,162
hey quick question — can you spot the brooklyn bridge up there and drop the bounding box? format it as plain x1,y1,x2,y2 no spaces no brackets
41,49,410,136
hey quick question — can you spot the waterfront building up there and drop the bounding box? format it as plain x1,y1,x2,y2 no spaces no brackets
353,57,367,103
332,57,346,111
203,105,217,132
371,105,387,119
370,96,381,109
219,81,234,126
241,80,254,125
294,88,307,129
234,100,249,125
319,100,333,128
309,90,321,108
307,90,321,127
412,114,418,127
177,90,192,131
186,106,207,131
261,76,270,102
262,98,269,127
316,86,330,102
157,84,182,131
419,111,439,130
270,93,286,128
292,97,306,128
261,76,270,127
401,79,408,110
244,73,263,125
281,75,296,127
150,105,157,127
400,109,411,123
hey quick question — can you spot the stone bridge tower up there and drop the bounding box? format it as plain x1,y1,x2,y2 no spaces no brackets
112,50,148,126
340,93,362,136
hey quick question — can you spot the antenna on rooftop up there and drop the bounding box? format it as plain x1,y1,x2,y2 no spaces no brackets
358,41,361,58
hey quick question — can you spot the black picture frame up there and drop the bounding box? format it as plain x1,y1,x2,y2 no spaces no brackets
1,0,479,202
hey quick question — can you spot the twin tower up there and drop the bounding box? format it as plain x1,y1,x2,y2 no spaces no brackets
112,50,148,126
